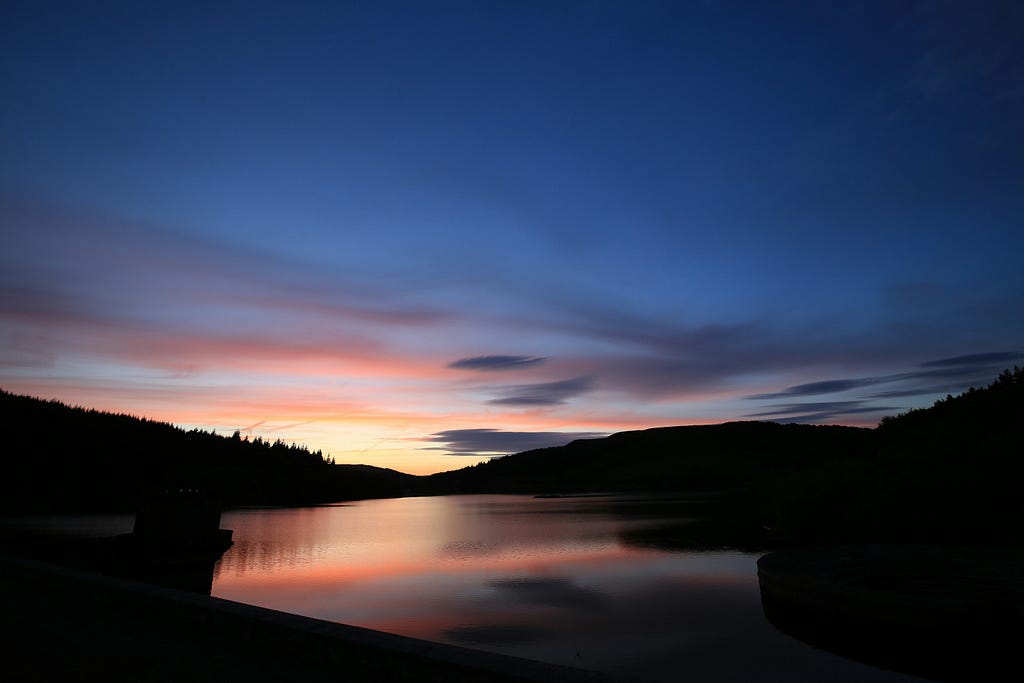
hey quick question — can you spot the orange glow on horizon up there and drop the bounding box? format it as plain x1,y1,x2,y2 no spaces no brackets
1,372,788,475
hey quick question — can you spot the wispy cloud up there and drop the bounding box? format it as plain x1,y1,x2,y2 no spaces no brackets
424,428,605,456
747,352,1022,400
867,383,980,400
0,194,449,331
747,401,877,417
921,351,1024,368
742,350,1021,423
448,355,547,371
488,376,595,406
0,196,461,380
744,401,897,424
2,192,1020,469
747,377,890,401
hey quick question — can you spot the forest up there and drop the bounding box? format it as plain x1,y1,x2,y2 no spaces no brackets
426,367,1024,546
0,391,413,512
2,367,1021,546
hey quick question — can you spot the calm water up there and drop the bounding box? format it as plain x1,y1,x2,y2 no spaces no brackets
205,494,924,682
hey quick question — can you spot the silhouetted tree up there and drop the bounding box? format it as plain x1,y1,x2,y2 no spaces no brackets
0,390,412,513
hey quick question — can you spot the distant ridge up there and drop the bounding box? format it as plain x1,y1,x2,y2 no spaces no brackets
4,367,1021,545
427,367,1024,546
424,420,872,495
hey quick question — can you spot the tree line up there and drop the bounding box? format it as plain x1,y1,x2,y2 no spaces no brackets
4,366,1020,546
0,390,412,513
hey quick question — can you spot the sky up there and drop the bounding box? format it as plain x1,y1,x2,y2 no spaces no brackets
1,1,1022,475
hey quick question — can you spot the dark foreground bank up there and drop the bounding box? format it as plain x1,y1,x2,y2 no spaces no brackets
0,553,630,683
758,545,1024,682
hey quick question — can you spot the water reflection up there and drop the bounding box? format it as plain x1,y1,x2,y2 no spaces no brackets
210,495,926,682
485,577,609,609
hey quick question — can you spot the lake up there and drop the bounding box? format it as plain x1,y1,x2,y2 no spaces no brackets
206,494,925,682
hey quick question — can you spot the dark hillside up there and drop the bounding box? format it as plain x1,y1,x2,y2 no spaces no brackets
425,421,872,495
0,390,413,513
5,367,1020,546
873,367,1024,539
766,367,1024,543
427,367,1024,546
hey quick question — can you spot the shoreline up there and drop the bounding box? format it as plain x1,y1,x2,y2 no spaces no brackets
1,552,632,682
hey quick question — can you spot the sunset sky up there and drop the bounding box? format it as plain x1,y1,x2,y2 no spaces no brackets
2,2,1022,474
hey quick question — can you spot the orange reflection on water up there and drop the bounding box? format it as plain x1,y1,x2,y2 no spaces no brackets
214,495,671,588
212,496,754,630
211,496,884,682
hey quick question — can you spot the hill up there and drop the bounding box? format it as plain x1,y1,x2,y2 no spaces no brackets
753,367,1023,545
424,421,872,495
428,367,1024,546
4,366,1020,546
0,390,414,513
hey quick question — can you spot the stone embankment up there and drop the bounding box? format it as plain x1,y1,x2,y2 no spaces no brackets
757,545,1024,682
1,552,632,683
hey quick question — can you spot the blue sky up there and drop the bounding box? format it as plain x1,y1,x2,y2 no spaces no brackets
2,1,1022,473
